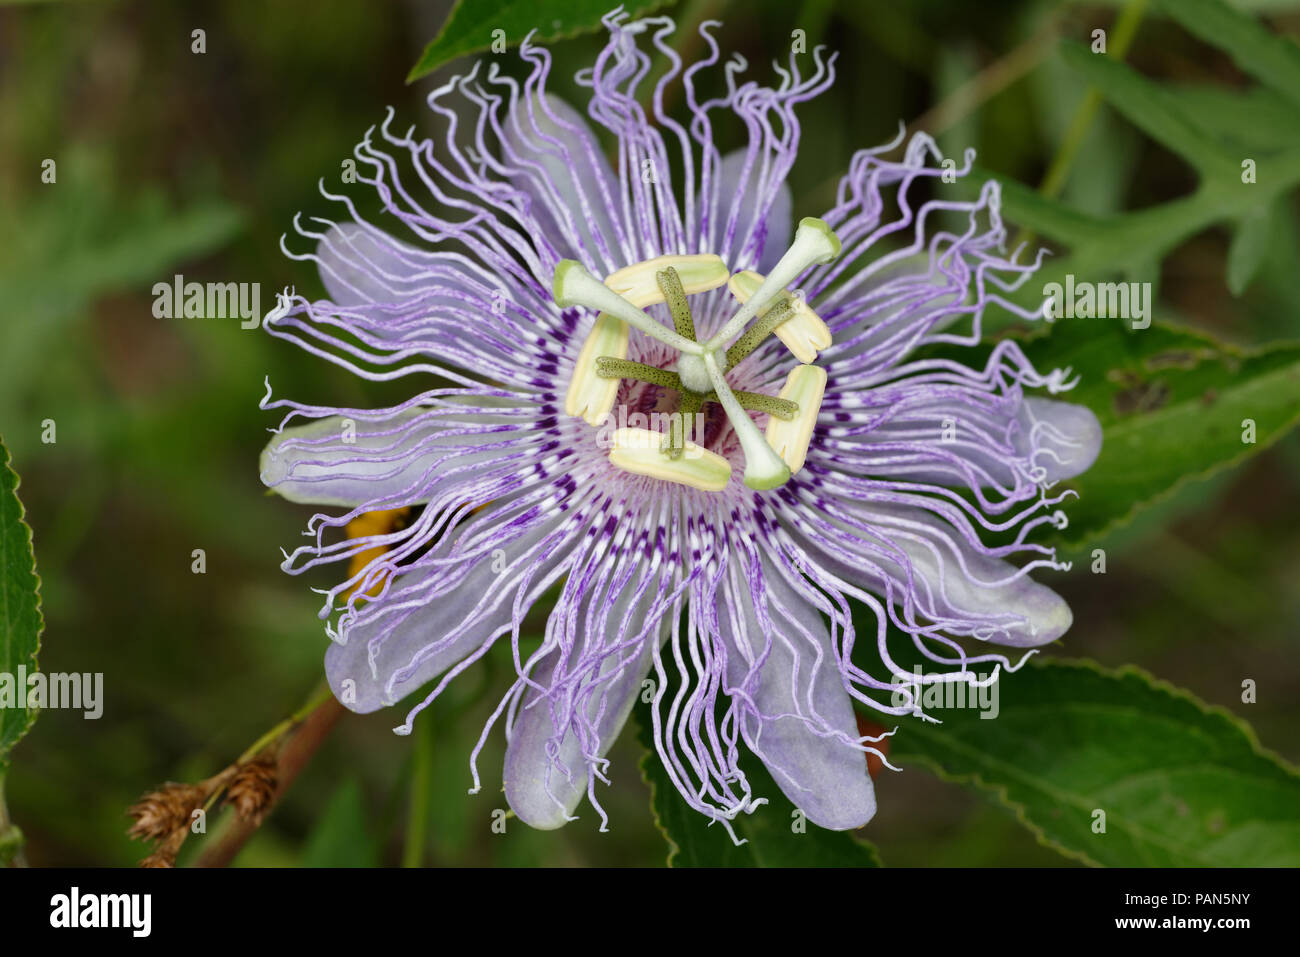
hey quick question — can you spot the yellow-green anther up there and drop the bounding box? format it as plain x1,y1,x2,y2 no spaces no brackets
701,351,790,490
724,298,796,370
705,218,841,353
656,267,696,342
663,413,685,459
595,357,683,391
610,427,732,491
565,311,629,426
732,390,798,421
604,254,729,308
662,392,705,459
727,269,832,364
553,260,703,356
765,364,827,474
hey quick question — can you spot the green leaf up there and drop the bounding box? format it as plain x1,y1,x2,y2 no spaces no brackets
887,659,1300,867
408,0,673,83
1158,0,1300,107
1226,204,1275,295
635,704,882,867
970,159,1300,325
1059,40,1237,177
300,778,380,867
975,11,1300,320
1006,319,1300,548
1157,85,1300,154
0,437,43,766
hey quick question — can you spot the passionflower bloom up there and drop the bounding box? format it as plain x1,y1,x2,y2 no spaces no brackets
258,11,1100,837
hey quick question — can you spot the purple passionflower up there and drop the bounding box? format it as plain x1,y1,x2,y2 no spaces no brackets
258,11,1100,837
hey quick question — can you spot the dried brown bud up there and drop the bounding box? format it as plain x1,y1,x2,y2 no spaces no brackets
225,756,279,825
136,816,189,867
127,782,205,844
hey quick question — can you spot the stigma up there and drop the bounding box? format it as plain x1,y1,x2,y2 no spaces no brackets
554,219,840,492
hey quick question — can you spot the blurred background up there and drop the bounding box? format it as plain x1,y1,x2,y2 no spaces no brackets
1,0,1297,866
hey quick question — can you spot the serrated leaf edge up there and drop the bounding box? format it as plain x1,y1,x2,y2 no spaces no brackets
885,657,1300,868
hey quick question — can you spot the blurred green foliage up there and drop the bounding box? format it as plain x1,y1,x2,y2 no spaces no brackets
1,0,1297,867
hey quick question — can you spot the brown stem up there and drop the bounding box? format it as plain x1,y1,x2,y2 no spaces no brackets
191,697,347,868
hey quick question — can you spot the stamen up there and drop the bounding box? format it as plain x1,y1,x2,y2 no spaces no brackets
553,260,703,356
609,427,731,491
701,351,790,490
663,392,704,460
604,254,729,308
765,364,827,474
704,217,841,353
724,298,796,370
594,357,683,391
727,270,832,364
732,390,798,420
656,267,696,341
565,312,629,426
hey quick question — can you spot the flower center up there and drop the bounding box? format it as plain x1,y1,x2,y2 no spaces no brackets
553,218,840,491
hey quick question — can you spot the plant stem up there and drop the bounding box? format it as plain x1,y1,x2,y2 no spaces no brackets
1018,0,1150,250
401,716,434,868
191,695,346,867
1037,0,1149,201
237,683,336,765
0,773,27,867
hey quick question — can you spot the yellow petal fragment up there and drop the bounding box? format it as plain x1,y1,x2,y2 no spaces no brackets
344,507,411,602
608,428,732,491
565,312,629,426
605,254,730,308
727,269,832,364
765,364,826,474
